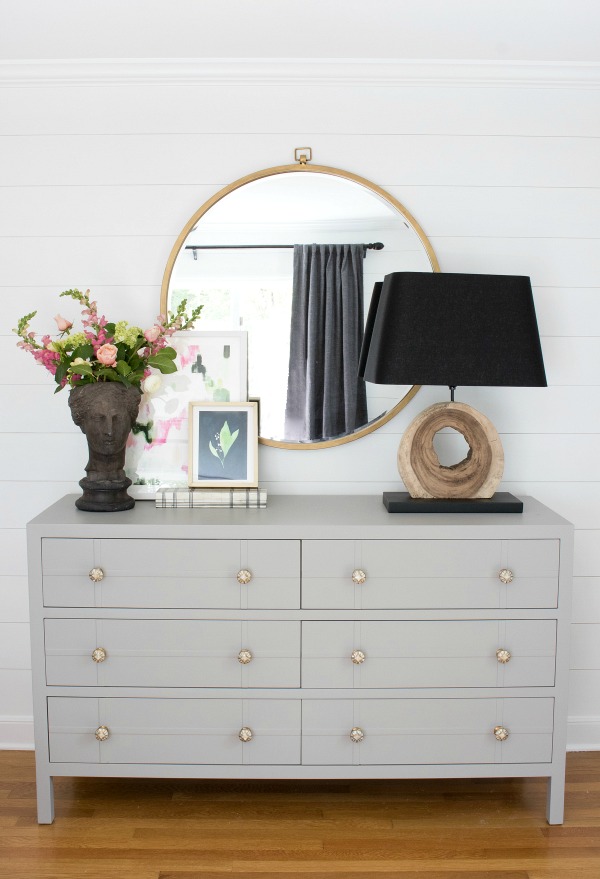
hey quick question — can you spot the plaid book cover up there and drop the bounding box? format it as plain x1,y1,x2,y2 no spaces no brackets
156,488,267,508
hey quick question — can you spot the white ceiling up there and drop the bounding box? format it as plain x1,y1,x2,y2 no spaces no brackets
1,0,599,63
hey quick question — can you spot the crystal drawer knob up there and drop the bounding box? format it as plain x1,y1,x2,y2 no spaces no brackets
92,647,107,663
494,725,509,742
496,648,512,664
350,727,364,743
237,569,252,585
351,649,366,665
499,568,514,584
238,649,253,664
351,569,366,585
239,727,253,742
95,725,109,742
89,567,104,582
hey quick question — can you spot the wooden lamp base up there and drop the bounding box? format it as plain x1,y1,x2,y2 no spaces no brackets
398,401,505,500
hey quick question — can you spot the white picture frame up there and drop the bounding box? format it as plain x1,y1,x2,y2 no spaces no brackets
188,401,258,488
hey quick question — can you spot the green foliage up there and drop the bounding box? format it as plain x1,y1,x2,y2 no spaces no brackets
14,289,202,393
132,421,154,444
209,420,240,468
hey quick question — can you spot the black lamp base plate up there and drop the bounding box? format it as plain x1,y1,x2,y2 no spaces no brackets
383,492,524,514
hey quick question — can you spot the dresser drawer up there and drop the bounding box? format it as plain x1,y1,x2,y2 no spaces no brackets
45,619,300,688
302,620,556,688
302,697,554,765
41,539,300,609
48,697,301,765
302,539,559,609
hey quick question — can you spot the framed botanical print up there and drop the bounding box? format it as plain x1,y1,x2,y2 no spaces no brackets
188,401,258,488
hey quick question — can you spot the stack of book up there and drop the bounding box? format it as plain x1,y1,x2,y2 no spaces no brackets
155,487,267,509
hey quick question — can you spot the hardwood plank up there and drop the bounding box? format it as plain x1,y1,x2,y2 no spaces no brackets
0,865,159,879
2,751,600,878
158,873,530,879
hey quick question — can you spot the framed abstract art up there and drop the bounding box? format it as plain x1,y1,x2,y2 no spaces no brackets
125,330,248,497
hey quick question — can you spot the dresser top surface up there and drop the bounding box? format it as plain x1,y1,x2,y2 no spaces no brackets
27,494,573,540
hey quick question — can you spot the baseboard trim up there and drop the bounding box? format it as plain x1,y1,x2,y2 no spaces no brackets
567,717,600,751
0,717,34,750
1,58,599,89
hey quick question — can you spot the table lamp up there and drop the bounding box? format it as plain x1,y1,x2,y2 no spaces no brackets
359,272,547,513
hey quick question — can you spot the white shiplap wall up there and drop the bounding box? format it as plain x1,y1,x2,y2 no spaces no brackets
1,56,599,748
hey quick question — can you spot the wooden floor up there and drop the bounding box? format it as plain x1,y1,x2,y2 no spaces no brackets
2,752,600,879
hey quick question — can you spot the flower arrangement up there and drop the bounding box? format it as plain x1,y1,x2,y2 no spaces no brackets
13,288,202,393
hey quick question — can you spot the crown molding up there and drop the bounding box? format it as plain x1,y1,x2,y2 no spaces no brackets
1,58,600,89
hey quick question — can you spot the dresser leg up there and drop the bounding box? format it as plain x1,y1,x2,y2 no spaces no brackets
36,771,55,824
546,773,565,825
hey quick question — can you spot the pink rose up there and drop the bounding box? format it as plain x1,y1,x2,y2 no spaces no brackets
144,325,161,343
96,343,118,366
53,314,73,332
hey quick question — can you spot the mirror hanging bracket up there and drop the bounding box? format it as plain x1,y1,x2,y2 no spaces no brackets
294,147,312,164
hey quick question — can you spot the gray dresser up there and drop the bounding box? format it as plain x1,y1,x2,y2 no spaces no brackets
27,494,573,824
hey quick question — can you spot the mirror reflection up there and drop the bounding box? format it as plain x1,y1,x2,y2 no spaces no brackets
162,168,438,447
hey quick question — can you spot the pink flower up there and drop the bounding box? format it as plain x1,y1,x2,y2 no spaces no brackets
53,314,73,333
96,343,118,366
32,347,60,376
144,325,161,343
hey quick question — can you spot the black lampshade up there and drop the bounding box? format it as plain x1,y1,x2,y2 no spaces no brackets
357,281,383,379
359,272,547,388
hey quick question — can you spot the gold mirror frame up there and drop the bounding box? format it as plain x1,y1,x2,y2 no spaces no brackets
160,161,440,450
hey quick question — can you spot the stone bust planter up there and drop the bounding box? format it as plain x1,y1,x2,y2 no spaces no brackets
69,382,142,512
14,288,202,512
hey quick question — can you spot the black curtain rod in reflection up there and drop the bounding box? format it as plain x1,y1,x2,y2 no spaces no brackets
186,242,384,260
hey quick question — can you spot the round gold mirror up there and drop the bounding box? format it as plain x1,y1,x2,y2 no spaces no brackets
161,161,439,449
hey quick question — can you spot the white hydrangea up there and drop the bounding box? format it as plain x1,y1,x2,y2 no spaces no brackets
114,321,142,348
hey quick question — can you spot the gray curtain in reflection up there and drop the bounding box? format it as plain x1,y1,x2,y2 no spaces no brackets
285,244,368,442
